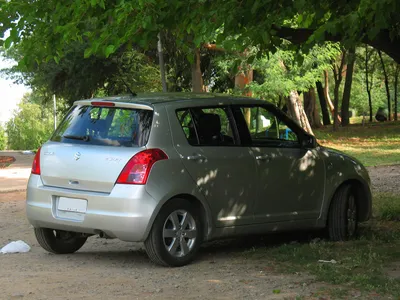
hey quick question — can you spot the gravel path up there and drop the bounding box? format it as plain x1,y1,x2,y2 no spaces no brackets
367,164,400,194
0,165,399,300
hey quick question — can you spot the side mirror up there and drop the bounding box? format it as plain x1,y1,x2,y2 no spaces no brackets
301,134,317,149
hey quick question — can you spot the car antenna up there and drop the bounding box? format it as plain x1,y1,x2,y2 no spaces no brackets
121,78,137,97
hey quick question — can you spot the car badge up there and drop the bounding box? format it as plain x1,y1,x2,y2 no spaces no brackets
74,152,81,161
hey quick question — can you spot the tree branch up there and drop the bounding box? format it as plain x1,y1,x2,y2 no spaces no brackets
272,25,400,64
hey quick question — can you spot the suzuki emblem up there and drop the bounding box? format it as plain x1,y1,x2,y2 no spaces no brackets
74,152,81,161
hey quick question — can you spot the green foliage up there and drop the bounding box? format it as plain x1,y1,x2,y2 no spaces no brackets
99,50,162,95
350,46,399,115
1,0,399,70
6,94,54,150
0,125,7,150
2,41,162,106
350,69,387,115
248,43,341,102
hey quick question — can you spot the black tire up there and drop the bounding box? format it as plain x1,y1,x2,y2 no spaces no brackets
34,228,87,254
144,198,203,267
328,184,358,241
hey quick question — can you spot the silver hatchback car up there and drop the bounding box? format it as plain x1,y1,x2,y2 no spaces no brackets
27,93,372,266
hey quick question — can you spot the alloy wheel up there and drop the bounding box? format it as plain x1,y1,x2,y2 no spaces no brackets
162,209,197,257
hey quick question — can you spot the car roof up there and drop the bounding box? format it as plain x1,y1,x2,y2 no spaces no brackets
75,92,269,107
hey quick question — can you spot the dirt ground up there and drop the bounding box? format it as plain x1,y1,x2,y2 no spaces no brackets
0,165,399,300
367,164,400,194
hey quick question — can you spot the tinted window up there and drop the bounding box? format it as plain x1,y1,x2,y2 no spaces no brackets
176,107,235,146
239,106,299,146
51,105,153,147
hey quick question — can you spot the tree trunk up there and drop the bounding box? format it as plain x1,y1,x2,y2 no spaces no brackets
367,90,373,122
341,47,356,126
311,88,322,128
395,65,399,121
323,70,341,124
157,32,167,92
365,45,373,122
333,83,341,130
304,88,322,128
304,90,314,126
235,69,253,96
316,81,331,125
235,69,253,125
332,51,346,130
191,48,203,93
286,90,314,135
378,50,391,120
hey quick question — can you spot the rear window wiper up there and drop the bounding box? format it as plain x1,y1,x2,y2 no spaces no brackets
63,134,90,142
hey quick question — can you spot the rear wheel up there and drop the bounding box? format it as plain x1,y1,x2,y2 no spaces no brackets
34,228,87,254
328,184,358,241
144,198,202,267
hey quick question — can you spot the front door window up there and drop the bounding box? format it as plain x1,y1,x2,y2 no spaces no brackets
240,106,299,146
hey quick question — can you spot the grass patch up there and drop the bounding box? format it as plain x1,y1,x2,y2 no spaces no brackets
314,122,400,167
373,193,400,221
241,193,400,298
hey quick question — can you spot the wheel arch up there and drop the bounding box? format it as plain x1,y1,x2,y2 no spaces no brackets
325,178,372,225
143,192,213,242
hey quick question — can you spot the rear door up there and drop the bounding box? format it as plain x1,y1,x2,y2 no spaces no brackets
167,104,258,227
40,103,153,193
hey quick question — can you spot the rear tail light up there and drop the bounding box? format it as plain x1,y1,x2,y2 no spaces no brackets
31,147,41,175
116,149,168,185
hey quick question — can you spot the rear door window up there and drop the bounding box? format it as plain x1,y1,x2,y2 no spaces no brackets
176,107,236,146
51,105,153,147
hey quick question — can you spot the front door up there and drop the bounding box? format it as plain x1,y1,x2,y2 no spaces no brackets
167,104,258,227
232,105,325,223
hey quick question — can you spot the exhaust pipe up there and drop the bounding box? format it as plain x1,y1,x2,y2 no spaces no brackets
98,231,112,239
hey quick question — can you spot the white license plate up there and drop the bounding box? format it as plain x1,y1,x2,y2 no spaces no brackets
57,197,87,214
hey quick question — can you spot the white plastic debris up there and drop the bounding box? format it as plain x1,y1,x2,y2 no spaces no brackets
0,240,31,254
21,150,34,155
318,259,337,264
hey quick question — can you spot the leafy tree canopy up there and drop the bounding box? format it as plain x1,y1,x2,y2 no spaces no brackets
1,41,162,105
250,44,340,100
1,0,399,67
0,124,6,150
5,93,54,150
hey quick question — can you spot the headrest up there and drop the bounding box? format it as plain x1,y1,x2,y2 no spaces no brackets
197,113,221,142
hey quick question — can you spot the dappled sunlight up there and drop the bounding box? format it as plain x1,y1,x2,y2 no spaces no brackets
315,123,400,167
196,169,218,186
206,279,222,283
248,146,323,223
298,151,316,173
181,150,256,227
217,200,248,221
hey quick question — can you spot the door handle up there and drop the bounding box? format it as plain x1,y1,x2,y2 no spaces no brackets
255,154,270,161
187,154,206,161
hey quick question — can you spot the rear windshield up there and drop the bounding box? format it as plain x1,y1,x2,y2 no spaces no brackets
51,105,153,147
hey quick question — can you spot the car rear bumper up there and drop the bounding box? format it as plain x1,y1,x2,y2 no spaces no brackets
26,174,158,242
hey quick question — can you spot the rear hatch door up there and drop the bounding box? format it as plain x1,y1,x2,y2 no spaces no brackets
40,102,153,193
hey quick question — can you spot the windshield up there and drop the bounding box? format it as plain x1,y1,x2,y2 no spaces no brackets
51,105,153,147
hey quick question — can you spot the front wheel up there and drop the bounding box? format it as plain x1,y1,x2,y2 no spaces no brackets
34,228,87,254
144,198,203,267
328,184,358,241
